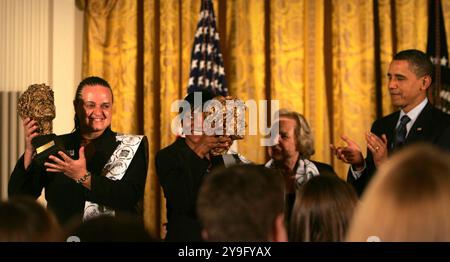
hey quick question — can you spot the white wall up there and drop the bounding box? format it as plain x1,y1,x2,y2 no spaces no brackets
0,0,51,91
52,0,84,134
0,0,83,134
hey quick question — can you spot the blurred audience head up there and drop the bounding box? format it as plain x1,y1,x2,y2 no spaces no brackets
290,175,358,242
347,144,450,241
0,197,62,242
197,164,287,242
65,213,156,242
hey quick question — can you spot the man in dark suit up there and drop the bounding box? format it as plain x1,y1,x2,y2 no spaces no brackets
265,109,336,225
331,49,450,196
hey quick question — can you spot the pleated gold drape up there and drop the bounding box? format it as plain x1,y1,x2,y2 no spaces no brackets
79,0,432,237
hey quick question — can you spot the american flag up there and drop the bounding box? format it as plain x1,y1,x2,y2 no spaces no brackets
427,0,450,113
187,0,227,96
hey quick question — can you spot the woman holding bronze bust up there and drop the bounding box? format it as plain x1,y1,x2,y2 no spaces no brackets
155,89,248,241
9,77,149,225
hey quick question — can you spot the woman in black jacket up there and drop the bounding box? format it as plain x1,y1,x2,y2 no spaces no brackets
9,76,148,225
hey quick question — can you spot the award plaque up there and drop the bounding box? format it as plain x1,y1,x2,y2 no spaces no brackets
17,84,65,166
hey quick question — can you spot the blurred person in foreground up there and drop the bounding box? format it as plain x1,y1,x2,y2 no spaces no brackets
290,175,358,242
65,213,156,242
346,144,450,241
0,197,62,241
197,164,287,242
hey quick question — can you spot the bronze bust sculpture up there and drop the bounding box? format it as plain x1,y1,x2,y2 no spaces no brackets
206,95,245,156
17,84,56,134
17,84,64,166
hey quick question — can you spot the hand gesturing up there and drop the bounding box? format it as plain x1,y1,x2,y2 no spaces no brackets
45,147,88,183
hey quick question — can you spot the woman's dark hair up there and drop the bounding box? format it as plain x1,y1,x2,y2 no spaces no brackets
290,175,358,242
73,76,113,130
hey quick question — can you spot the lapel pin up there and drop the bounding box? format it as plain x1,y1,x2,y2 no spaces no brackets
417,127,422,131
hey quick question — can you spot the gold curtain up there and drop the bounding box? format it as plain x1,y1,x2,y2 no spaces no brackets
443,0,450,52
81,0,433,237
270,1,330,163
330,0,377,178
225,0,266,163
